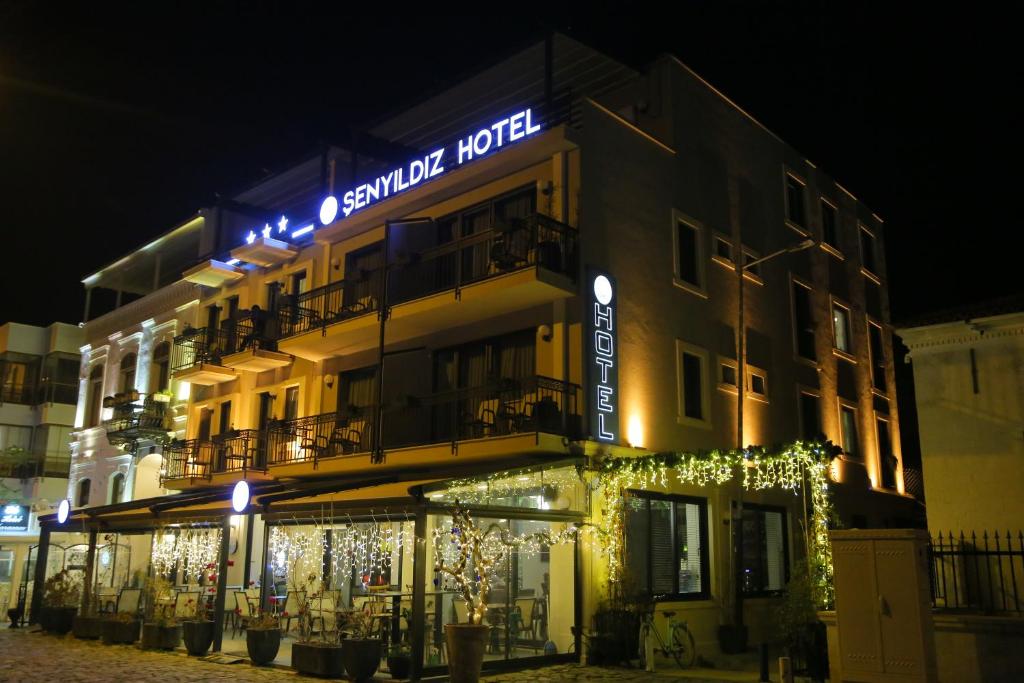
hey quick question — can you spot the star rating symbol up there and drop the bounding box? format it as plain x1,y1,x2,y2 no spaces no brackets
246,230,256,244
262,224,272,239
277,216,288,233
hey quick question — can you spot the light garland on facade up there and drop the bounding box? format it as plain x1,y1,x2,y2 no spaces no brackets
595,441,838,608
150,527,222,581
434,466,583,506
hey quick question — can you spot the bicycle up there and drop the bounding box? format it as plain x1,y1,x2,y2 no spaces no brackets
638,609,696,669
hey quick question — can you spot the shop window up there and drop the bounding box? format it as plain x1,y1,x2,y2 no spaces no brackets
625,491,709,599
832,301,853,355
840,403,859,458
792,280,817,361
741,504,788,595
868,321,888,392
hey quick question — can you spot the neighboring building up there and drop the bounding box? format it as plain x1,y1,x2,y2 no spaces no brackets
36,34,919,675
0,321,81,616
897,295,1024,533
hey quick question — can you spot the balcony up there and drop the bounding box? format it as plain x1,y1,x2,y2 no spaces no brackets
36,381,78,405
103,392,175,448
265,375,580,477
170,327,237,385
277,213,578,362
0,451,71,480
161,429,270,488
218,313,292,372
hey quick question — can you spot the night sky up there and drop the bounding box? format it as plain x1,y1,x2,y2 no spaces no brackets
1,5,1018,327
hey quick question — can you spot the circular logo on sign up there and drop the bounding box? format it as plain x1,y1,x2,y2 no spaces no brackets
57,499,71,524
319,196,339,225
593,275,613,305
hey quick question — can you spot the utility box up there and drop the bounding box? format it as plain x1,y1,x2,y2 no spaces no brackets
830,529,937,682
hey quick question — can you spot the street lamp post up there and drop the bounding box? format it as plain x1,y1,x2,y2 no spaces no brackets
732,237,816,636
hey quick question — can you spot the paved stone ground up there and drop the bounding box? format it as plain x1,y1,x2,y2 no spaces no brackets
0,628,769,682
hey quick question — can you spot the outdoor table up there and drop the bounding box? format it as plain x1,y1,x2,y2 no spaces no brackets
363,590,456,646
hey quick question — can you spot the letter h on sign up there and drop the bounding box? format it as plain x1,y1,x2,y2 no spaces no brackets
587,269,619,443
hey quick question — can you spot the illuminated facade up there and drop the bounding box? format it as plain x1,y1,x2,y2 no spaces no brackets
36,35,919,674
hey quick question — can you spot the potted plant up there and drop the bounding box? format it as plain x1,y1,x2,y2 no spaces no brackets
246,611,282,666
141,577,180,650
340,608,382,682
180,566,217,656
775,561,829,681
101,610,141,644
589,579,646,666
290,573,345,678
73,587,103,640
38,569,80,635
434,503,506,683
386,641,412,680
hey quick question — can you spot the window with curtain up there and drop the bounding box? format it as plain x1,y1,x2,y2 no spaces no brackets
741,505,788,595
624,491,709,599
151,342,171,393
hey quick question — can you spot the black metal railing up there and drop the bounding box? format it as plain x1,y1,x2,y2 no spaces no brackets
929,530,1024,614
1,382,35,404
35,381,78,405
170,326,233,374
103,393,173,445
277,213,578,340
0,452,71,479
226,311,279,353
266,375,581,467
162,429,266,483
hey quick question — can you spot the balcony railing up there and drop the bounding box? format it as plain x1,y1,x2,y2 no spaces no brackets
930,530,1024,614
172,313,283,375
277,213,578,340
162,429,266,483
266,375,581,467
1,382,35,405
103,393,174,447
35,381,78,406
0,452,71,479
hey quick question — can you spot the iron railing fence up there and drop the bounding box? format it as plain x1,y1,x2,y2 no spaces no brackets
170,326,234,374
266,375,581,467
278,270,382,339
929,530,1024,615
35,381,78,406
161,429,266,484
0,453,70,479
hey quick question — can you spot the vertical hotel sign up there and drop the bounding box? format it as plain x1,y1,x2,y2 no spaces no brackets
587,269,619,443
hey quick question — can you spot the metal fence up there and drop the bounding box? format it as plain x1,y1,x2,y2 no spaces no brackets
162,429,266,483
929,530,1024,614
170,326,234,373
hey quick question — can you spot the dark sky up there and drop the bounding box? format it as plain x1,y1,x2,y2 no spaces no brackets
1,5,1019,327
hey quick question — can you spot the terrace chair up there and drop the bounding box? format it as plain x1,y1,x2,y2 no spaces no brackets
514,597,540,648
116,587,141,616
308,595,336,635
174,591,201,619
281,590,306,635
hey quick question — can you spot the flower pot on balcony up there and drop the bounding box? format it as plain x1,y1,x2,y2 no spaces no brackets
342,638,381,682
445,623,489,683
291,641,345,678
246,628,281,666
72,614,103,639
101,617,141,644
181,619,214,656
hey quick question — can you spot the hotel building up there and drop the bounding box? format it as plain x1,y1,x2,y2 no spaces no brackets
35,35,920,675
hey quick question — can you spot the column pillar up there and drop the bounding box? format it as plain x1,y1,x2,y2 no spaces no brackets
82,529,98,613
410,507,428,681
212,516,231,651
29,526,52,625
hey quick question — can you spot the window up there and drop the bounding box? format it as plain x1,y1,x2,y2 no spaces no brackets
799,392,821,441
746,366,768,400
741,505,788,595
719,360,738,391
832,301,852,355
860,226,878,275
742,248,762,280
150,342,170,393
792,280,816,361
820,200,839,250
86,364,104,427
1,357,37,403
291,270,308,296
109,472,126,504
284,386,299,421
119,353,137,393
625,491,709,599
218,400,232,435
672,212,705,294
0,425,32,451
868,321,887,392
77,478,91,507
713,234,734,263
0,549,13,582
839,404,859,458
676,342,708,424
877,417,897,489
785,174,806,230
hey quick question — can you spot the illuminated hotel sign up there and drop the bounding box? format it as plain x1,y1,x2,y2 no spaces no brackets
0,503,29,532
587,269,619,443
319,107,543,224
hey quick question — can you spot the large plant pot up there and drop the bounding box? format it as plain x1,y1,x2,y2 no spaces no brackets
592,609,640,665
102,618,141,644
181,619,214,656
142,623,182,650
40,606,76,635
342,638,381,682
387,653,412,679
291,641,345,678
246,628,282,666
445,624,489,683
73,614,103,639
717,623,749,654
